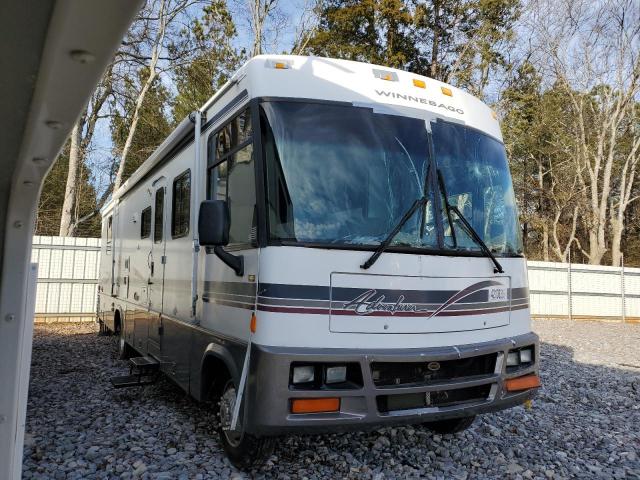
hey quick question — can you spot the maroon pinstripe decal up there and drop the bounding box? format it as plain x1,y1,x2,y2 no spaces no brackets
257,303,529,316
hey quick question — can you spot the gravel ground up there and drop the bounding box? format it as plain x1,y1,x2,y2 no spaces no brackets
22,319,640,479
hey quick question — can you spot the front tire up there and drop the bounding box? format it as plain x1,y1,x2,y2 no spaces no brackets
425,415,476,434
217,380,275,469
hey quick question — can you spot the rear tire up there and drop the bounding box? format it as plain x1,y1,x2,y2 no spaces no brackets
216,379,275,470
425,415,476,434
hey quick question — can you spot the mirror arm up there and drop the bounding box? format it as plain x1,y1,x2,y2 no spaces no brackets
212,246,244,276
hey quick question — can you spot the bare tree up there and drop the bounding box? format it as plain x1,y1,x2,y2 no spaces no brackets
232,0,286,56
292,0,323,55
524,0,640,265
549,164,581,263
58,67,114,236
610,115,640,266
51,0,237,235
58,122,82,236
113,0,170,193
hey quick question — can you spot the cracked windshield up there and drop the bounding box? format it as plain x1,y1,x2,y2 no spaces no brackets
261,101,522,255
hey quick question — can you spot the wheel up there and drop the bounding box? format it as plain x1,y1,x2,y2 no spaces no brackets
425,415,476,434
217,379,275,469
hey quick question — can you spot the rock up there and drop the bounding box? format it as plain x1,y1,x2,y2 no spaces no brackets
376,436,391,448
506,462,524,474
20,319,640,480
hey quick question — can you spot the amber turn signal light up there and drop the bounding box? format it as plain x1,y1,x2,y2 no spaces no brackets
291,398,340,414
250,312,257,333
505,374,541,392
413,78,426,88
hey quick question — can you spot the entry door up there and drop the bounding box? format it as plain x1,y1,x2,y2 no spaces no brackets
148,183,167,356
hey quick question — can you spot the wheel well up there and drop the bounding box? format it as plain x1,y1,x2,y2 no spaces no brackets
114,309,122,334
201,355,231,401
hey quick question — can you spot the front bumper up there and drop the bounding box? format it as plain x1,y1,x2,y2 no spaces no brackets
244,332,539,436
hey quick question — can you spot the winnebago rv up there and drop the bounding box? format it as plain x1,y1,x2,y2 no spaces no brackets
97,55,540,468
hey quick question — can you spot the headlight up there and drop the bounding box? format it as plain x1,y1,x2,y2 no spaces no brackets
506,351,520,366
519,348,533,364
292,365,315,384
325,366,347,384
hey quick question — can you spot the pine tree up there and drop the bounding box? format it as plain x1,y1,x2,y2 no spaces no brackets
172,1,243,122
306,0,518,97
413,0,519,90
305,0,421,71
36,142,101,237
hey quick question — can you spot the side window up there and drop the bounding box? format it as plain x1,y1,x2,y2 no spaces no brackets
106,216,113,253
228,144,255,244
154,188,164,243
141,207,152,238
206,107,255,245
172,170,191,238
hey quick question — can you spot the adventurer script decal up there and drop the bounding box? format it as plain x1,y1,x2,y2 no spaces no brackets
344,289,428,315
343,280,506,317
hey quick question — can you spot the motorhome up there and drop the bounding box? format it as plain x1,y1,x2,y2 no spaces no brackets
97,55,540,468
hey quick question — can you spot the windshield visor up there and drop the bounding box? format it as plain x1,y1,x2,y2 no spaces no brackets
261,101,522,255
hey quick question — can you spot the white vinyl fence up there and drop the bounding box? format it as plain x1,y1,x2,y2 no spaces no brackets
527,261,640,322
30,236,640,323
31,236,101,322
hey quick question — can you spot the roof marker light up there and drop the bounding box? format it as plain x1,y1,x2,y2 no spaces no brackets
372,69,398,82
491,110,498,120
441,87,453,97
267,60,291,69
413,79,426,88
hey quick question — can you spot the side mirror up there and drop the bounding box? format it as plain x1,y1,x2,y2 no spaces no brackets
198,200,244,276
198,200,229,247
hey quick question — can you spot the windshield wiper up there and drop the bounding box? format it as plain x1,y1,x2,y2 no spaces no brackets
438,171,504,274
361,196,429,269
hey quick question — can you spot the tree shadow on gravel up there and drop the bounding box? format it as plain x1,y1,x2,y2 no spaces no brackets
23,327,640,480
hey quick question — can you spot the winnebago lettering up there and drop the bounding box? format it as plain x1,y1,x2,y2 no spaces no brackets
97,55,540,468
374,89,465,114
